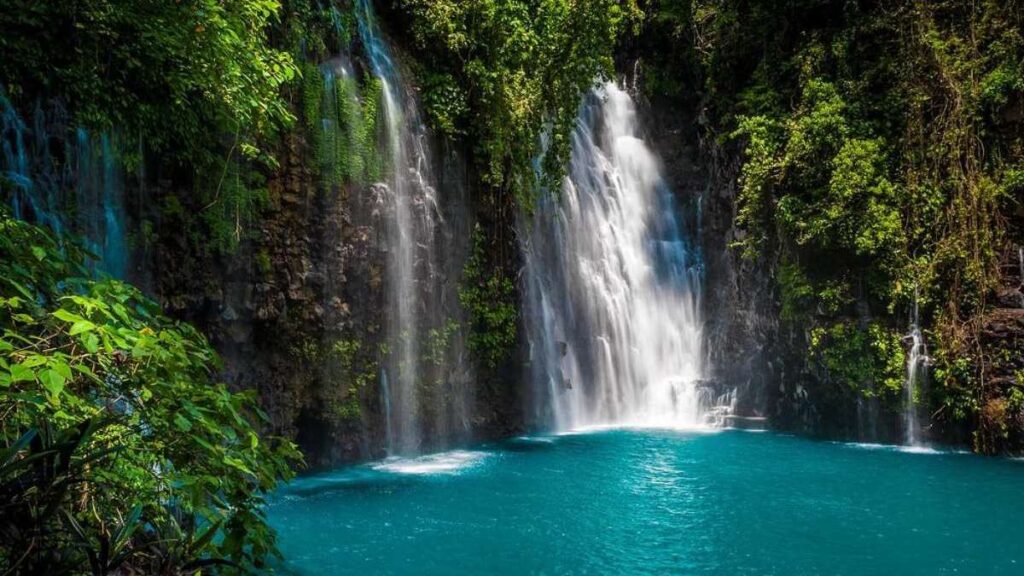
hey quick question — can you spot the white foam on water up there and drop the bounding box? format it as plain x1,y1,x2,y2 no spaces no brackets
844,442,889,451
514,435,556,444
842,441,945,455
897,445,943,455
372,450,488,475
556,422,722,437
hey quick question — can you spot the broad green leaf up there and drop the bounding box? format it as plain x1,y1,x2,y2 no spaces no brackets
10,363,35,383
223,456,253,476
21,354,47,368
39,368,66,396
83,333,100,353
70,320,97,336
53,309,85,324
51,360,73,381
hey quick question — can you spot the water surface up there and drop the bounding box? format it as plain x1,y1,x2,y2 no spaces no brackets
268,430,1024,575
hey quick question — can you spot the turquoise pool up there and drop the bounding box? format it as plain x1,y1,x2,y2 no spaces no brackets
268,429,1024,575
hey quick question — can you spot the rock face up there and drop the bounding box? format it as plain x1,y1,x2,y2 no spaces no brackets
149,133,390,467
146,126,527,466
140,67,1016,464
969,250,1024,453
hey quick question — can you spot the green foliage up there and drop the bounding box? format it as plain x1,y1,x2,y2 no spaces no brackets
424,319,462,368
632,0,702,102
932,350,977,422
731,114,783,259
0,214,300,573
0,0,297,160
301,61,383,187
777,261,813,322
326,338,376,423
255,249,274,277
809,321,906,400
401,0,641,202
734,79,904,270
279,0,351,59
459,226,519,369
0,0,307,255
201,161,271,253
297,336,378,425
672,0,1022,440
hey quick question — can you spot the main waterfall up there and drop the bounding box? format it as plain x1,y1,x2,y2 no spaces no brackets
522,82,706,431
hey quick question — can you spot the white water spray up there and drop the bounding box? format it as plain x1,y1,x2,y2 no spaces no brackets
522,82,706,431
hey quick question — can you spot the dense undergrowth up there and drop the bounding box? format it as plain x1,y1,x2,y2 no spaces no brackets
0,213,299,573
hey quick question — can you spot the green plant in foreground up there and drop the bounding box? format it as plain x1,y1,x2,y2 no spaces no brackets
0,213,300,574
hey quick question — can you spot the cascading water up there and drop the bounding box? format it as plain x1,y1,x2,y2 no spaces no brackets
75,129,128,278
904,290,927,446
318,56,360,184
1019,247,1024,308
354,0,469,454
522,82,706,431
3,96,66,235
1,95,128,278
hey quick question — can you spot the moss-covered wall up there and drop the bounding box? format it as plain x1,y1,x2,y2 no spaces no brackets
635,0,1024,452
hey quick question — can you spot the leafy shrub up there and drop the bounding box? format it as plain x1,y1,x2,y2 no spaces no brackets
0,213,300,573
0,0,297,160
459,226,518,369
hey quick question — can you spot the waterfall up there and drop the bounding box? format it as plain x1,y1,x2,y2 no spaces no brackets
1,95,128,278
1019,247,1023,308
3,96,66,235
522,82,706,431
1019,247,1023,283
3,97,32,217
904,291,927,446
75,129,128,278
354,0,469,454
380,368,394,450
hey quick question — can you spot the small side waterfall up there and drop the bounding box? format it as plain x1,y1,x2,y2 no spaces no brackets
354,0,469,454
1018,247,1024,308
75,129,128,278
3,96,67,235
522,82,706,431
1,95,129,278
904,291,927,446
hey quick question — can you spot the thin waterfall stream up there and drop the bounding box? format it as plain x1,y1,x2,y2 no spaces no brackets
905,290,927,447
354,0,468,455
